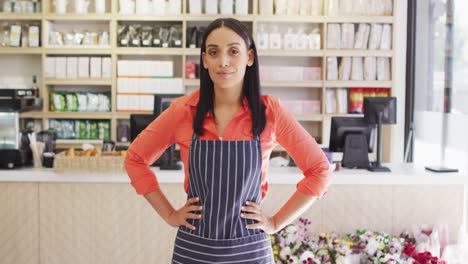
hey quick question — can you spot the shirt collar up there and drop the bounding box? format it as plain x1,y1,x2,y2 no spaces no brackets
186,89,250,113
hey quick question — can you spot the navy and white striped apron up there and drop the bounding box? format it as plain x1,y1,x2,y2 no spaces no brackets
172,133,274,264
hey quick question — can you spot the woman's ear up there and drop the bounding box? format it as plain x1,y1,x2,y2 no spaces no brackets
201,52,208,69
247,49,254,67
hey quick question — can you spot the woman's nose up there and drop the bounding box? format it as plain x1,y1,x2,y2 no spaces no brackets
219,54,229,67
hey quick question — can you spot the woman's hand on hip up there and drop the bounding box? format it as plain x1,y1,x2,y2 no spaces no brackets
167,197,202,230
241,201,278,234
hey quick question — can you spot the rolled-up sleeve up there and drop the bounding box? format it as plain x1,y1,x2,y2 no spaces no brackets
271,97,331,198
124,100,180,195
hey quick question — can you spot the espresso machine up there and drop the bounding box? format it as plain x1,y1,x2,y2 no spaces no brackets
0,88,42,168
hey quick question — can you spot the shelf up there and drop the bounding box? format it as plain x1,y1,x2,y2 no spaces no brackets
54,139,103,148
0,13,42,20
256,15,326,23
324,113,364,118
186,15,254,22
45,47,112,54
294,114,323,121
184,79,200,86
44,13,111,21
116,15,184,21
258,50,324,57
116,47,184,55
325,49,393,57
19,111,43,118
324,81,392,88
262,80,323,88
326,16,394,24
45,78,112,86
114,111,153,119
0,47,42,54
46,112,112,119
185,48,200,55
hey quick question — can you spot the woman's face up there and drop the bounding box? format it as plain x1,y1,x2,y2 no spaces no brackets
202,26,254,92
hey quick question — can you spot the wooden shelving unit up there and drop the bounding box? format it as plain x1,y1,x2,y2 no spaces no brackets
1,0,398,151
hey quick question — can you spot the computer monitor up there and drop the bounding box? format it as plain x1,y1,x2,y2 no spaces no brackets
130,114,157,142
364,96,397,172
153,94,184,170
329,117,375,169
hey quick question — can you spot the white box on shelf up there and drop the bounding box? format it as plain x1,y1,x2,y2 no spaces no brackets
220,0,233,14
78,57,90,78
102,57,111,78
117,95,130,110
55,57,67,79
189,0,202,14
66,57,78,78
136,0,151,14
161,61,174,77
140,95,155,111
9,25,21,47
235,0,248,15
128,95,139,110
204,0,217,14
90,57,102,78
45,57,56,78
28,26,40,47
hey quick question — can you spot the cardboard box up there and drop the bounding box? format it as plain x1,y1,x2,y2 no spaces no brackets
55,57,67,78
45,57,56,78
102,57,111,78
90,57,102,78
66,57,78,78
78,57,90,78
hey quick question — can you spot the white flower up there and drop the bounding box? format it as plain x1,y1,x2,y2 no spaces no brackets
335,255,346,264
285,225,298,234
365,238,379,256
279,247,292,260
299,250,314,262
288,255,299,264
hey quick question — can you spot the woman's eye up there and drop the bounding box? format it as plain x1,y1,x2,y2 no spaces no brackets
208,50,217,56
231,49,239,55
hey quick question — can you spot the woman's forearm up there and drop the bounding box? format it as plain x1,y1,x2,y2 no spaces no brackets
271,190,317,233
143,189,176,224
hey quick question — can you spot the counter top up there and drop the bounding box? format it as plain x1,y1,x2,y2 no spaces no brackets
0,163,467,185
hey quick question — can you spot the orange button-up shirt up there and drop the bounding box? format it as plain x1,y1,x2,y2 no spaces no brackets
125,90,331,199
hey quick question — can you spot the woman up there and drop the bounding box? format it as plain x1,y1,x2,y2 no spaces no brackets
125,18,331,263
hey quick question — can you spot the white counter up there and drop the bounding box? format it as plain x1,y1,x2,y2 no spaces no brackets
1,163,466,185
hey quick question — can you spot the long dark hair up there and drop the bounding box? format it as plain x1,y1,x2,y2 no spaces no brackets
193,18,266,137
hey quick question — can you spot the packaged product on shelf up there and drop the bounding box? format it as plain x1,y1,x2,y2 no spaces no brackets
380,24,392,50
28,24,40,47
167,0,181,15
141,26,153,46
296,28,308,50
327,57,338,81
73,32,85,45
78,57,90,78
351,57,363,81
235,0,248,15
9,24,21,47
77,93,87,112
269,25,282,50
275,0,287,15
101,57,111,78
66,57,78,78
136,0,151,14
341,23,354,49
354,23,370,49
364,56,377,80
256,25,269,50
377,57,390,81
99,31,109,46
325,0,339,15
3,0,13,12
204,0,217,14
0,24,9,47
197,27,206,47
169,25,182,47
152,0,166,15
286,0,299,15
55,57,67,78
119,0,135,14
362,87,376,98
375,88,390,96
75,120,87,139
326,24,340,49
62,120,76,139
87,120,99,139
186,27,197,48
348,88,364,113
152,25,162,47
384,0,393,15
159,26,170,48
336,88,348,114
339,57,351,81
185,62,197,79
90,57,102,78
310,0,322,15
340,0,353,15
87,93,99,112
298,0,309,15
220,0,233,15
66,93,79,112
369,0,385,15
259,0,273,15
95,0,105,13
118,24,130,46
98,121,110,140
50,92,66,112
283,27,298,50
45,57,56,78
352,0,367,15
325,89,336,114
49,31,64,46
129,24,141,46
49,119,63,139
308,30,320,50
189,0,202,14
368,24,383,50
117,124,130,142
98,94,110,112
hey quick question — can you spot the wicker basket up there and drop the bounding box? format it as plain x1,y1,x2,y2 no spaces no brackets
53,151,126,173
